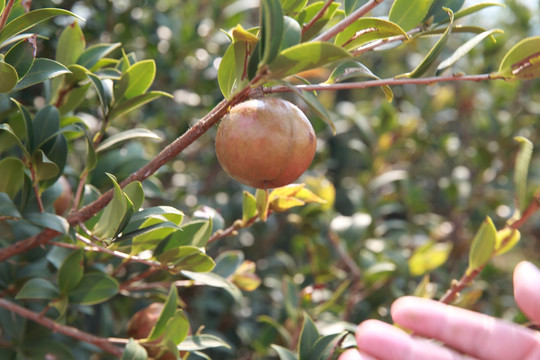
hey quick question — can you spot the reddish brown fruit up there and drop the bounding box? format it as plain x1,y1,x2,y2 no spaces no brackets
53,176,73,215
215,98,316,189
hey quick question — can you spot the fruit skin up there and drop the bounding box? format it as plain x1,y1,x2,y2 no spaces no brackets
215,97,316,189
53,176,73,215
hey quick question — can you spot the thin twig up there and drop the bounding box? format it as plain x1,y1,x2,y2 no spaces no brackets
313,0,386,42
0,298,123,356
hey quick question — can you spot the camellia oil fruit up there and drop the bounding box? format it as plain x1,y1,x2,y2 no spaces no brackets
215,97,316,189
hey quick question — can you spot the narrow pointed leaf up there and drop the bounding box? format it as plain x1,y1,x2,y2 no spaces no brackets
147,285,178,341
259,0,284,66
271,345,298,360
96,128,162,153
299,313,319,360
242,191,258,223
77,42,121,69
467,216,497,274
436,29,503,75
178,335,231,351
436,2,505,25
326,61,393,101
335,18,408,50
11,58,70,92
109,91,172,119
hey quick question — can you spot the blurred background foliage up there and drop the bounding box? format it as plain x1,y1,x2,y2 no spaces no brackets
5,0,540,358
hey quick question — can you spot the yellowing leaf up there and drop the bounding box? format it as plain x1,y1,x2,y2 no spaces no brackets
494,228,520,256
270,196,305,212
467,216,497,275
408,241,453,276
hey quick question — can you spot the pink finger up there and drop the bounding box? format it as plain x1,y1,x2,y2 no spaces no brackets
338,348,378,360
514,261,540,323
355,319,466,360
392,296,540,360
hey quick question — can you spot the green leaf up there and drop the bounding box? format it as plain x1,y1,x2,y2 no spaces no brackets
92,174,131,240
514,136,533,213
271,345,298,360
160,310,190,346
178,334,231,351
4,36,36,78
402,8,454,78
68,273,119,305
255,188,269,221
218,41,247,99
298,312,319,360
259,0,284,66
213,251,245,279
298,2,341,41
282,0,307,15
334,18,408,50
121,339,148,360
258,315,292,343
58,83,91,115
436,29,503,75
124,206,184,232
76,42,121,69
0,157,24,199
267,41,351,80
56,21,85,66
80,125,97,172
309,332,348,360
181,270,242,302
123,181,144,212
0,123,30,157
157,246,215,273
87,72,112,113
58,249,84,293
467,216,497,274
242,191,258,223
426,0,464,23
33,149,59,181
109,91,172,119
0,8,81,46
147,285,178,341
32,105,60,151
11,58,71,92
16,278,59,300
0,61,18,93
408,241,453,276
96,128,162,153
165,219,213,248
0,193,22,218
345,0,367,15
281,16,301,50
497,36,540,80
326,61,393,101
25,212,69,234
436,2,504,25
389,0,436,32
116,60,156,100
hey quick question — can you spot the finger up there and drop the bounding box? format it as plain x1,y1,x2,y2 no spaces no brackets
338,348,379,360
391,296,540,360
355,319,468,360
514,261,540,323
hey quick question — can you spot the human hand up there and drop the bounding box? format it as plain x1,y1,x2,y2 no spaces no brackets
339,261,540,360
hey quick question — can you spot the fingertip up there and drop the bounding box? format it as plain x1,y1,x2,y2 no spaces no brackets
514,261,540,322
338,349,362,360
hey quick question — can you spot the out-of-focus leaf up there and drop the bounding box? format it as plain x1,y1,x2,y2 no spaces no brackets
109,91,172,119
345,0,367,15
497,36,540,80
33,149,59,181
58,83,91,115
258,315,292,343
514,136,533,213
0,8,81,46
4,36,36,78
268,41,351,80
426,0,464,23
256,188,269,221
0,193,21,218
297,2,341,41
68,273,119,305
281,16,301,50
408,241,453,276
56,21,85,66
181,270,242,302
467,217,496,274
11,58,70,92
0,157,24,199
309,332,348,360
160,310,190,346
230,260,261,291
120,339,148,360
494,228,520,256
96,129,162,153
335,18,408,50
299,313,319,360
282,0,307,15
147,285,178,341
157,246,215,273
58,249,84,293
436,2,505,25
0,123,30,158
389,0,436,32
25,212,69,234
272,344,298,360
0,61,18,93
177,334,231,351
403,8,454,78
16,278,59,300
326,61,393,101
259,0,284,66
436,29,503,75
